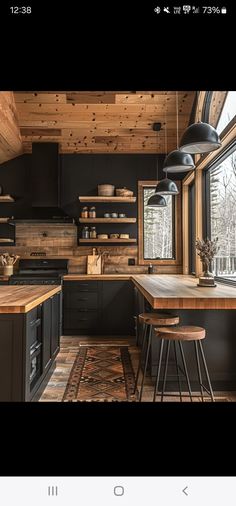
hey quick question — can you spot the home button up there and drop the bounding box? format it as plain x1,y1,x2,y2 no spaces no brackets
114,486,124,496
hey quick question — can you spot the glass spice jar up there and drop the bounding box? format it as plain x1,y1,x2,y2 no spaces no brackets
82,226,89,239
81,206,88,218
89,206,96,218
90,226,97,239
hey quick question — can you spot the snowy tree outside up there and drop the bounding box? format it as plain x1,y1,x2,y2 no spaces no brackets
143,188,174,259
216,91,236,134
210,149,236,278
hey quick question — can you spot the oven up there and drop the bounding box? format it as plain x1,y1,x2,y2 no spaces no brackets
9,259,69,285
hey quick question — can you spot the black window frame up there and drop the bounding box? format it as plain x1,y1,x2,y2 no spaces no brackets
188,180,196,275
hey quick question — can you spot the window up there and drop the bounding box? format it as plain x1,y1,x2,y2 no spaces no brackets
206,146,236,281
143,188,173,259
138,181,181,265
216,91,236,135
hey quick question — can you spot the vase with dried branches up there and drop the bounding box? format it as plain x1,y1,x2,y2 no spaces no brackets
196,237,219,286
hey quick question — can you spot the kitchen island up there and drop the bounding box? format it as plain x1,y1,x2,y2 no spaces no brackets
132,274,236,309
0,285,62,401
132,275,236,390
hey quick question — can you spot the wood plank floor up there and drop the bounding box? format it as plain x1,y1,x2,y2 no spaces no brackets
39,336,236,402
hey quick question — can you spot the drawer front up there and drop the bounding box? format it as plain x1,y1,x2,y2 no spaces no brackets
63,281,98,292
65,291,99,309
64,310,99,330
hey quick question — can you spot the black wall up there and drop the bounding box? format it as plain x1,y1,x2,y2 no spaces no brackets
0,153,167,229
60,154,164,238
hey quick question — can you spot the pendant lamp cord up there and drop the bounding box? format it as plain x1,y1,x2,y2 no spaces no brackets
176,90,179,149
165,104,167,179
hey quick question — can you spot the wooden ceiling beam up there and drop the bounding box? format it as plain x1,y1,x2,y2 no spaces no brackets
0,92,23,164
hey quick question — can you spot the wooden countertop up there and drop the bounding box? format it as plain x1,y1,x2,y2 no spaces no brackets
0,285,61,313
63,274,132,280
132,275,236,309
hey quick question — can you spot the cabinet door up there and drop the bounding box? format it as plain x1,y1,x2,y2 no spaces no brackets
51,293,60,357
102,281,135,335
42,298,52,371
63,281,101,335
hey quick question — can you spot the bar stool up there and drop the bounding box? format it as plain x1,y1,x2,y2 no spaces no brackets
153,325,215,402
134,312,180,401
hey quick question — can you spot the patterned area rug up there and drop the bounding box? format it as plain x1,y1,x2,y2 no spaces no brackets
62,345,137,402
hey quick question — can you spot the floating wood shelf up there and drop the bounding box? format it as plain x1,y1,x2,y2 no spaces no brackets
79,218,136,223
78,196,136,203
0,238,14,243
0,217,12,223
0,195,15,202
79,238,137,243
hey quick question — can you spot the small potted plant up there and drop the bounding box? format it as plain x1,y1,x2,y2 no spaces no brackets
196,237,219,287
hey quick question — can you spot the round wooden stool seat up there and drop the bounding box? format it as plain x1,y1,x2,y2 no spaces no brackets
154,325,206,341
139,312,179,326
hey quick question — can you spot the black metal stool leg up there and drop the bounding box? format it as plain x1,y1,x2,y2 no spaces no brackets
134,323,147,393
198,341,215,402
179,341,193,401
153,338,164,402
161,340,171,401
139,325,152,402
194,341,204,402
174,341,182,402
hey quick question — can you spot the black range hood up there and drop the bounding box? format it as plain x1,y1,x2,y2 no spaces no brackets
31,143,61,208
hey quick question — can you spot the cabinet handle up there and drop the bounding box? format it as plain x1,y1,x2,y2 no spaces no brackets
30,318,41,328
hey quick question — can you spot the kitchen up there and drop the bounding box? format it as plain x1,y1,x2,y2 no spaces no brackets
0,90,236,402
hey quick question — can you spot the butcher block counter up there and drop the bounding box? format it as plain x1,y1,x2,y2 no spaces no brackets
63,274,131,281
132,274,236,309
0,285,61,313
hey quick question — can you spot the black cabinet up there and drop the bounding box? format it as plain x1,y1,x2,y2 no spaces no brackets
101,281,134,335
51,292,60,357
0,291,62,401
63,281,102,334
63,280,135,335
42,298,51,371
42,292,61,371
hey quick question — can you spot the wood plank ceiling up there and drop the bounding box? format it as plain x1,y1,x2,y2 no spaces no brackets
13,91,195,154
0,92,23,163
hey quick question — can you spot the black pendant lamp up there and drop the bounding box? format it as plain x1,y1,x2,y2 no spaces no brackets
155,111,179,196
163,92,195,173
147,193,167,207
179,92,221,154
147,127,167,207
155,177,179,195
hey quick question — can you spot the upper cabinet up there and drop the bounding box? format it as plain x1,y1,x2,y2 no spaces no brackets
31,143,60,207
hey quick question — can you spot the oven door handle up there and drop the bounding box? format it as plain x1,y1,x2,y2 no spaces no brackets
30,343,42,356
30,318,41,328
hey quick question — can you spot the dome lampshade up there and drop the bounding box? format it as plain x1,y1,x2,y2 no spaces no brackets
155,178,179,195
147,194,167,207
179,122,221,154
163,150,195,173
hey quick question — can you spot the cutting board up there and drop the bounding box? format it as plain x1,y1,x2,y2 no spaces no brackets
87,249,102,274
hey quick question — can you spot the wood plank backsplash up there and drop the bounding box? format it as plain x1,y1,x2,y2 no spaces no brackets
0,224,182,274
